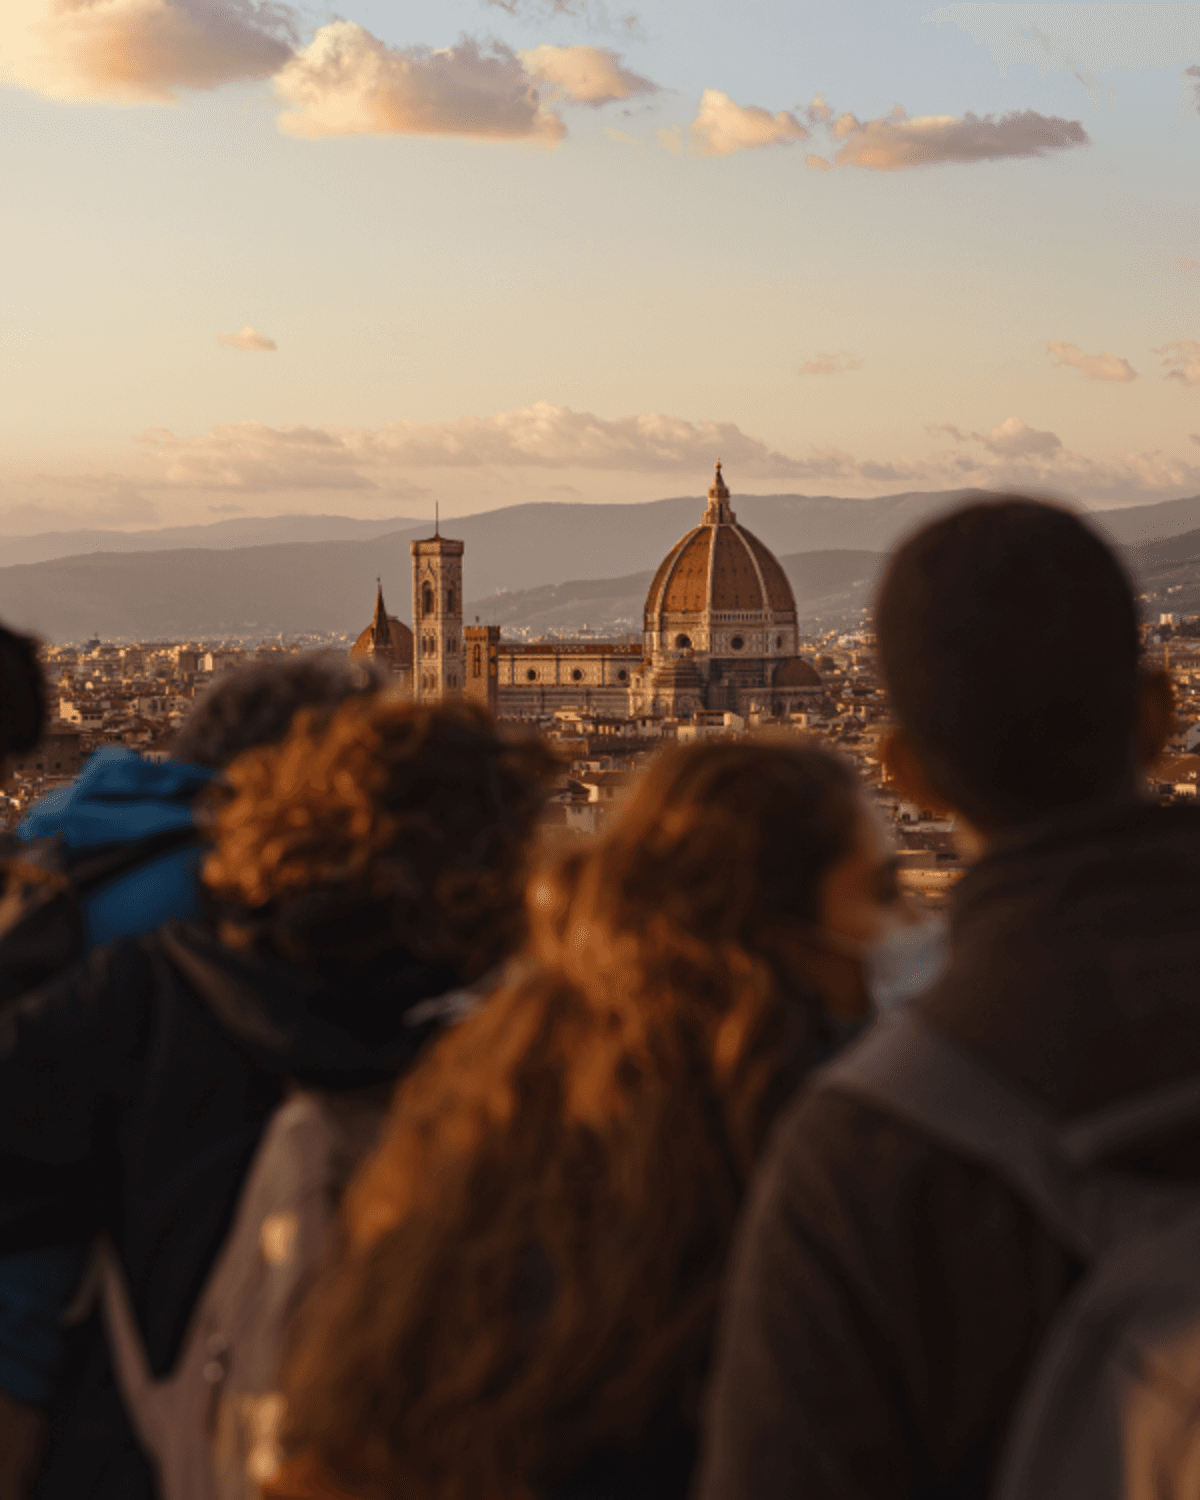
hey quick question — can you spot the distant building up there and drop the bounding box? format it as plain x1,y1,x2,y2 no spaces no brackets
412,529,466,701
350,582,413,695
464,624,501,715
630,461,823,720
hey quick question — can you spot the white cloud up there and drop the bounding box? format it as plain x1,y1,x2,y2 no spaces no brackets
689,90,807,156
605,127,642,147
0,0,295,104
657,125,683,154
822,105,1087,170
926,5,1200,110
805,153,832,171
1046,341,1136,382
518,44,656,105
217,325,277,352
274,25,565,143
976,416,1062,456
1156,340,1200,387
798,352,863,376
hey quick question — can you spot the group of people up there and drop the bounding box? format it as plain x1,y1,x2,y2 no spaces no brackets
0,494,1197,1500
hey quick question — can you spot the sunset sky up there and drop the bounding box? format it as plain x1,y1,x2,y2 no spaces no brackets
2,0,1199,532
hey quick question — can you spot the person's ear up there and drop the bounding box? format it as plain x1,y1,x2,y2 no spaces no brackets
880,729,955,816
1134,669,1174,770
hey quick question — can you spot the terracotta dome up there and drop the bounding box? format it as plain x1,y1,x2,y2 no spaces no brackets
644,461,797,630
772,657,823,689
351,584,413,670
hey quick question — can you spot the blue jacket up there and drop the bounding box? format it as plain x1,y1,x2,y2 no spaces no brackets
0,748,213,1407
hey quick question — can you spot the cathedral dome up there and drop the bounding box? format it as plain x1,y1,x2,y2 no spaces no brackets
351,583,413,670
772,656,822,689
643,461,797,634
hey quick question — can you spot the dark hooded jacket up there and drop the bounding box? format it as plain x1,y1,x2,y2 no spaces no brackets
0,919,456,1500
696,799,1200,1500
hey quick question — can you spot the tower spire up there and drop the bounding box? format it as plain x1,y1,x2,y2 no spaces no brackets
435,500,440,538
703,458,735,524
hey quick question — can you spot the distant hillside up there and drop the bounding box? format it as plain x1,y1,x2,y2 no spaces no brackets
1129,526,1200,615
0,513,421,568
5,483,1200,643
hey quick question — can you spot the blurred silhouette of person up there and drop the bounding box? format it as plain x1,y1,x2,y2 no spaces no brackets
695,497,1191,1500
262,736,920,1500
0,653,385,1500
0,697,554,1500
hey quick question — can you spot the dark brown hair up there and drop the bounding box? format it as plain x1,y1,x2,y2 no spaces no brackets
203,696,558,984
278,737,861,1497
875,496,1142,829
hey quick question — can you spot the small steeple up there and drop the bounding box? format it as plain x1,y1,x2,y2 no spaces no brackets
371,579,390,650
703,458,736,524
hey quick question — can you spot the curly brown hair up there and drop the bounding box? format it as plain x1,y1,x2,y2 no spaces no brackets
203,696,558,984
276,737,861,1499
274,735,864,1488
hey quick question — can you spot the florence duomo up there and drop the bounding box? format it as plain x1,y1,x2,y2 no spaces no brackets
352,461,824,723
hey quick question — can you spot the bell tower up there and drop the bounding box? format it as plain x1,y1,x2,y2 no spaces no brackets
411,514,466,702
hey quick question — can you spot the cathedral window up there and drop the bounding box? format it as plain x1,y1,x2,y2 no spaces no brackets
422,584,434,617
571,668,583,681
731,636,745,651
526,669,537,682
675,634,692,650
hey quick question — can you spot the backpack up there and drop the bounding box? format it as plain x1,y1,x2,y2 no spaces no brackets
818,1008,1200,1500
98,1087,389,1500
0,827,198,1007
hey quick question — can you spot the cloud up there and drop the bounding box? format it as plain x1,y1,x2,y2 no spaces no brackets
657,125,682,154
273,25,565,143
217,325,277,352
805,154,832,171
0,474,160,534
1192,434,1200,448
798,352,863,376
1046,340,1136,382
483,0,644,40
689,89,807,156
975,416,1061,457
805,93,834,125
822,105,1087,171
518,44,656,105
1179,258,1200,272
1156,341,1200,387
926,5,1200,110
605,127,641,147
0,0,296,104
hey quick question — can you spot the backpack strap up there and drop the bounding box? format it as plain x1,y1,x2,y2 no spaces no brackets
819,1011,1200,1263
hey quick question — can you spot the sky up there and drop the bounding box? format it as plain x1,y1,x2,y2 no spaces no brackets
2,0,1199,533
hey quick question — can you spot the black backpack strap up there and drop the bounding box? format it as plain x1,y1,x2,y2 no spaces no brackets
62,824,201,894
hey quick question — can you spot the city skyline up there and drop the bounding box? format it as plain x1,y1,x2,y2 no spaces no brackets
2,0,1199,534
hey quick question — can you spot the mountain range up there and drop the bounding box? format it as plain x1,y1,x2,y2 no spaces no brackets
4,488,1200,643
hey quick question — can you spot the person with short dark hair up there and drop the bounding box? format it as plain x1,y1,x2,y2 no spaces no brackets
0,625,46,769
695,497,1197,1500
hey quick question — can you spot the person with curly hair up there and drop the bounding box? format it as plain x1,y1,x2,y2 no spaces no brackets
265,736,923,1500
0,696,557,1500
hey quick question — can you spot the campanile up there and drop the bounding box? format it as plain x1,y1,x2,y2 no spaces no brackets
411,523,466,701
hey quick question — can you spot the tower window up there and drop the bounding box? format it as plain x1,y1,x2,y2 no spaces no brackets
617,669,628,682
526,669,538,682
473,645,482,678
775,635,783,649
446,589,455,614
571,668,583,681
422,584,434,617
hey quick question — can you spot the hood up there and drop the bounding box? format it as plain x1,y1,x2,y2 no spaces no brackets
922,798,1200,1131
157,919,461,1086
19,747,213,850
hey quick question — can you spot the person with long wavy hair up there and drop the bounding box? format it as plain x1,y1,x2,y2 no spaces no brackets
266,735,919,1500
